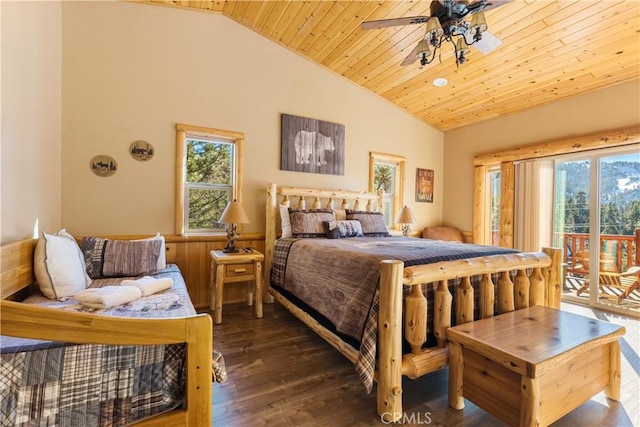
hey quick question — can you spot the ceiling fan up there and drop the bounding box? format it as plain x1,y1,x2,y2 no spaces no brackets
361,0,513,67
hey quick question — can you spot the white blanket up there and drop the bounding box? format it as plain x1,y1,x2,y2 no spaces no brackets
75,286,142,309
121,276,173,297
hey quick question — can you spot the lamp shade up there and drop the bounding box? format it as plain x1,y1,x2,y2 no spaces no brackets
219,199,250,225
395,206,416,224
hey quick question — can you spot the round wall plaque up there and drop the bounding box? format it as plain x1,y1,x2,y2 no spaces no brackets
90,155,117,177
130,140,155,161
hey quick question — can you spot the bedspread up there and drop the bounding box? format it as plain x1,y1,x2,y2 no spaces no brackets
0,265,198,426
271,237,518,392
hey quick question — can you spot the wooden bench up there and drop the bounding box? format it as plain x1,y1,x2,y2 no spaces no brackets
447,305,625,427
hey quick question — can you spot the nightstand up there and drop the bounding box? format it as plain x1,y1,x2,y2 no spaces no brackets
210,249,264,324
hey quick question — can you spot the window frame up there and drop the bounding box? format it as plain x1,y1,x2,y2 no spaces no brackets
369,151,406,230
175,123,244,235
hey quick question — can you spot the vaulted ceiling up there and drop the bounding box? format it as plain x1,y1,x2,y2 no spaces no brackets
141,0,640,131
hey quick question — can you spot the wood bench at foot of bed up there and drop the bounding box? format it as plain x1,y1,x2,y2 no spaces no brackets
447,305,625,427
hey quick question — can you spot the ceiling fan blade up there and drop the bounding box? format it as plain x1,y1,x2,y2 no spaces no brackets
361,16,430,30
401,42,420,66
477,0,514,12
468,30,502,54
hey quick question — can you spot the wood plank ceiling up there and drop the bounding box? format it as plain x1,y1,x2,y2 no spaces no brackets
141,0,640,131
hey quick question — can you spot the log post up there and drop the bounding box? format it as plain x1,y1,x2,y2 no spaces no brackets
514,269,530,310
354,198,361,210
448,341,464,410
366,199,373,211
520,376,541,427
326,198,334,209
312,197,321,209
497,271,515,313
378,260,404,423
529,267,545,306
434,280,452,347
605,340,622,401
543,247,562,309
404,285,427,354
264,184,277,304
479,273,494,319
341,199,348,209
455,277,474,324
298,196,306,209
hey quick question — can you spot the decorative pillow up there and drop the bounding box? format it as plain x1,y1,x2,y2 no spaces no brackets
34,229,92,300
324,220,364,239
279,204,292,238
81,237,162,278
135,233,167,269
288,209,334,238
345,210,391,237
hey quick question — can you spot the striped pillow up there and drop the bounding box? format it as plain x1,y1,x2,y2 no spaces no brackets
81,237,162,278
345,210,391,237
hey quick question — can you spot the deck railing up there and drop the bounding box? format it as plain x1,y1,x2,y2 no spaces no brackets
559,229,639,274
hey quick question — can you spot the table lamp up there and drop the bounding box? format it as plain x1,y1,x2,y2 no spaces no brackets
219,199,250,253
395,205,416,237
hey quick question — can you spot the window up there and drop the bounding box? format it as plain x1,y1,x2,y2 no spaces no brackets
369,152,405,228
175,124,244,235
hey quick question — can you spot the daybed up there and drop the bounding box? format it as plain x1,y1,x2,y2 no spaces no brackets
264,183,561,423
0,235,213,426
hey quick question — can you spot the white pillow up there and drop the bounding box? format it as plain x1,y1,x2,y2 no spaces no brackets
34,230,91,300
279,204,292,238
135,233,166,269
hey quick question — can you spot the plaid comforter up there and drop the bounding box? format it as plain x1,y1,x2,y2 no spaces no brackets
0,265,196,426
271,237,518,393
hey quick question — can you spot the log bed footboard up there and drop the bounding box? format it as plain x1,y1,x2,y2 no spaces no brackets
265,183,562,423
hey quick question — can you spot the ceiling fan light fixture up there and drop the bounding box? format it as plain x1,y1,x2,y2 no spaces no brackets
425,16,444,44
470,11,487,41
456,37,471,64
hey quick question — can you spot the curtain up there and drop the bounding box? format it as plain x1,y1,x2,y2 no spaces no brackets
514,160,553,252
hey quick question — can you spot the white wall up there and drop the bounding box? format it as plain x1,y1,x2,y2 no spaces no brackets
1,1,62,244
443,80,640,231
61,2,443,236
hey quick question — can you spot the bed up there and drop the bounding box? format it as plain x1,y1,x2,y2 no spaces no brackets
0,238,212,426
265,183,561,422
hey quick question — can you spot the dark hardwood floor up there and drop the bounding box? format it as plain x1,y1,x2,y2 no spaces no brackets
211,301,639,426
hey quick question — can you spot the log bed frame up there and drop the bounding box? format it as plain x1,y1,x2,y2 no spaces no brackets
0,238,212,427
265,183,562,423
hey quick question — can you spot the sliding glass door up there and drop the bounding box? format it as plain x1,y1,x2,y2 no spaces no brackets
554,148,640,315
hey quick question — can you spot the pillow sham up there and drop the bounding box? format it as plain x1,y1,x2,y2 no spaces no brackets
324,220,364,239
81,237,162,278
135,233,167,269
34,229,92,300
345,210,391,237
289,209,334,238
279,204,293,238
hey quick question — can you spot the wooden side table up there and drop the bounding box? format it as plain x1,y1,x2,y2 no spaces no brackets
210,249,264,324
447,305,625,427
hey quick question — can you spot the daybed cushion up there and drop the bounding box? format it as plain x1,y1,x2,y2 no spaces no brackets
345,210,391,237
289,209,334,238
421,226,464,242
34,229,92,300
82,237,162,278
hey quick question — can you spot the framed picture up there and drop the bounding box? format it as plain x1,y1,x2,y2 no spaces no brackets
280,113,345,175
416,168,434,203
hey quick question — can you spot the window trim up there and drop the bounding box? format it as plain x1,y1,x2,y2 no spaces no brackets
175,123,244,235
472,126,639,245
369,151,406,230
